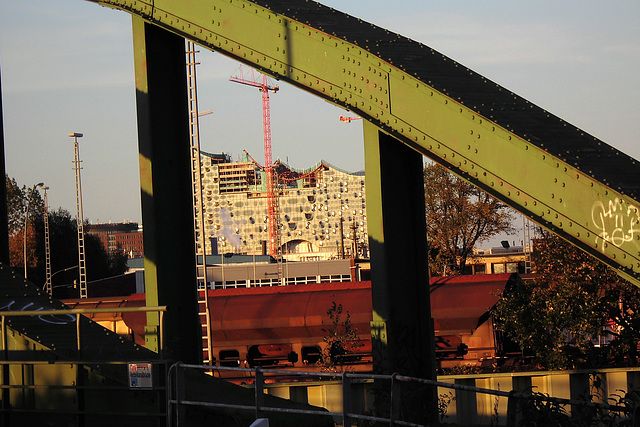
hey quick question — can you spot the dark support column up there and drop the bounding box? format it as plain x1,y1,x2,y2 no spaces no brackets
132,17,202,364
0,69,9,264
0,67,9,427
363,122,437,423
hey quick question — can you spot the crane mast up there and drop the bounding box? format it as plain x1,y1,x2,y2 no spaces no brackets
230,70,280,258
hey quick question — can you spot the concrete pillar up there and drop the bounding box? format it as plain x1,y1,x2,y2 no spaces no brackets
132,16,202,364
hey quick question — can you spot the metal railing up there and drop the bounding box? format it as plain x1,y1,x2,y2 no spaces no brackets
0,303,634,427
167,363,635,427
0,305,167,358
0,359,168,426
0,305,169,426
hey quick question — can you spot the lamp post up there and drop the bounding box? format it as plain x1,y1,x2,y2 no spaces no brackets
39,184,51,294
23,182,44,279
69,132,87,298
44,265,78,296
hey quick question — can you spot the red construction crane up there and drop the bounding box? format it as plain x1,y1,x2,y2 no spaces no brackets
230,68,280,257
339,115,362,123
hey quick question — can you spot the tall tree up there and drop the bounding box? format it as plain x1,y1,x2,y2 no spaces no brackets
6,175,128,291
5,175,44,273
5,175,44,234
424,163,515,275
493,230,640,369
6,175,26,235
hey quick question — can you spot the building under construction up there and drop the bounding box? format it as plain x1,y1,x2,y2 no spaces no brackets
199,151,368,260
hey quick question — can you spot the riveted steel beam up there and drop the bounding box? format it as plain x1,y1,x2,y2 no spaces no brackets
90,0,640,288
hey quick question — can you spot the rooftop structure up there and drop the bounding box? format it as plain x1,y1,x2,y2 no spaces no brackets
126,255,367,290
468,244,531,275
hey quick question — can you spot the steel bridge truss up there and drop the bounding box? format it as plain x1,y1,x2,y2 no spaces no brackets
92,0,640,286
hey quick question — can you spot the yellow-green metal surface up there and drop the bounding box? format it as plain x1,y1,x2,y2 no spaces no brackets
91,0,640,286
0,262,166,424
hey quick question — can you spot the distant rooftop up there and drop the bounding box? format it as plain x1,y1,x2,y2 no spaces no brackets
473,245,526,256
88,221,140,234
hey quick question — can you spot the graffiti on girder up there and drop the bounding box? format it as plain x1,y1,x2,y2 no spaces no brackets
0,300,76,325
591,198,640,250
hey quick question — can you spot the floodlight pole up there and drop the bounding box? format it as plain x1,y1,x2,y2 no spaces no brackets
39,184,51,294
69,132,87,298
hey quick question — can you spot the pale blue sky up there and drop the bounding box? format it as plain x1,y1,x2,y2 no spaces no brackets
1,1,639,246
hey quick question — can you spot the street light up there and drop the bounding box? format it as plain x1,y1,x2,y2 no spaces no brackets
43,265,78,296
69,132,87,298
23,182,44,279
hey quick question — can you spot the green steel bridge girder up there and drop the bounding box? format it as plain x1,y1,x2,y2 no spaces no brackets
91,0,640,285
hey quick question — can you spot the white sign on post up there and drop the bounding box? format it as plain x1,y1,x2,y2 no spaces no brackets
128,363,153,389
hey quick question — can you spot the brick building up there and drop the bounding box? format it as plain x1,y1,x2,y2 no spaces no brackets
87,222,144,258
